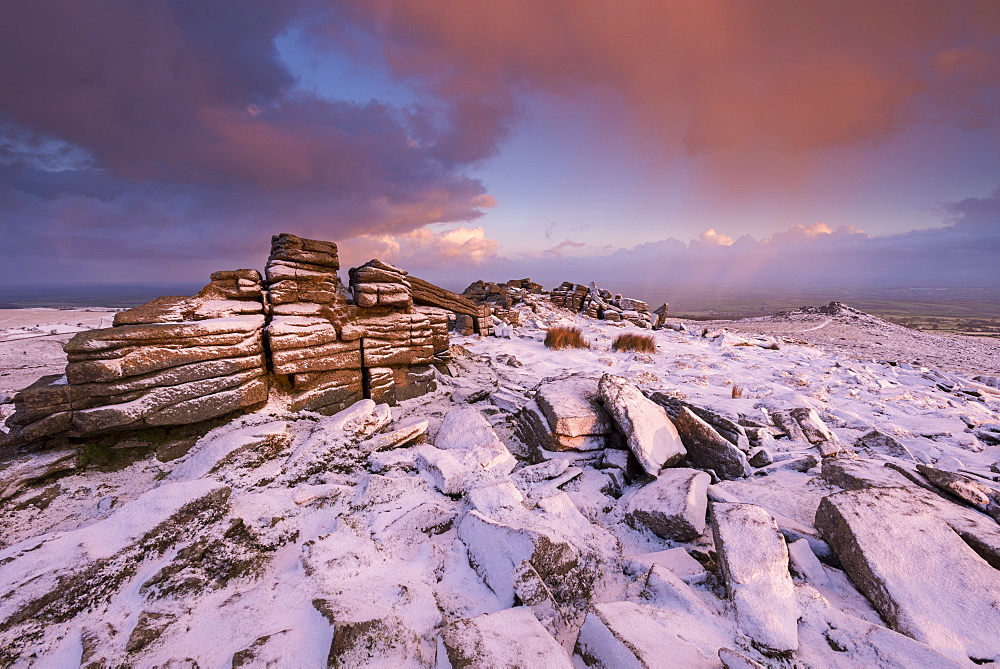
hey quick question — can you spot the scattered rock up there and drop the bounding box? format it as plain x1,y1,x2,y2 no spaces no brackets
748,448,772,468
769,409,808,442
853,429,913,460
916,464,999,517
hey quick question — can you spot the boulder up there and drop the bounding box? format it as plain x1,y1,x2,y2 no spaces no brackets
815,487,1000,663
853,429,913,460
457,510,580,608
787,407,837,445
821,457,915,491
769,409,808,442
514,401,609,454
435,407,517,473
821,460,1000,568
794,584,965,668
598,374,685,476
673,407,750,480
711,502,798,656
651,303,669,329
649,394,751,453
622,468,710,541
443,608,572,668
269,232,340,269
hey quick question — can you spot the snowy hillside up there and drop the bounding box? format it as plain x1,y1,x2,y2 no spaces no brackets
1,295,999,667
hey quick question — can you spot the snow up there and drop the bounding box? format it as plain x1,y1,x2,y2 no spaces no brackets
2,297,1000,665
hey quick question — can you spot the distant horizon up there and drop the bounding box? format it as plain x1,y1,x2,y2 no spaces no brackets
2,281,996,321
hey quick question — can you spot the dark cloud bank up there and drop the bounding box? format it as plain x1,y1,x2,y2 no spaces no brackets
0,1,998,289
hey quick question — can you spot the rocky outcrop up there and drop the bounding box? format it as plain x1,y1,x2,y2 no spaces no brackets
4,316,269,448
265,234,345,315
461,278,541,323
410,275,492,335
0,233,463,454
673,407,751,480
550,281,652,328
348,259,412,310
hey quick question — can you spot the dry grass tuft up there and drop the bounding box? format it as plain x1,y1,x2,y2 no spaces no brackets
611,332,657,354
544,326,591,350
731,383,744,399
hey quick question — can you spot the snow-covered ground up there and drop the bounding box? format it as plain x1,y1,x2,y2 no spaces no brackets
0,309,117,406
1,298,999,666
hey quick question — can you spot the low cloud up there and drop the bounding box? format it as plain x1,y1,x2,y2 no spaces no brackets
339,226,500,274
486,194,1000,290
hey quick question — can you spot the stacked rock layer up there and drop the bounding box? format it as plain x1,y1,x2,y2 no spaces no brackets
1,234,469,454
550,281,654,328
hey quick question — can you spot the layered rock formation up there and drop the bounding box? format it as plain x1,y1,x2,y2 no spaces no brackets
551,281,652,328
410,275,492,336
0,234,462,454
461,278,542,323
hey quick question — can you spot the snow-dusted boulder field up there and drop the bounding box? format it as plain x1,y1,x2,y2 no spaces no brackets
1,292,1000,667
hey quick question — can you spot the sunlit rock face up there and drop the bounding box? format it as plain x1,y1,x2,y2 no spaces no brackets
0,233,471,453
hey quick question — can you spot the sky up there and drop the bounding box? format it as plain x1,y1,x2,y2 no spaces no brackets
1,0,999,294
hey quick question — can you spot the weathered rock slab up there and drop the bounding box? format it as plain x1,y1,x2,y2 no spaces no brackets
443,607,572,668
575,601,727,667
535,376,612,437
598,374,685,476
711,502,798,655
815,486,1000,663
675,407,750,480
622,468,710,541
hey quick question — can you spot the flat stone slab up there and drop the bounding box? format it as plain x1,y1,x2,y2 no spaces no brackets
623,468,710,541
443,607,573,668
815,486,1000,663
711,502,798,655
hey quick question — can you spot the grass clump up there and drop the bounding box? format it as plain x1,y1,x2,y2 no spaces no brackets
544,326,591,350
731,383,744,399
611,332,657,353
